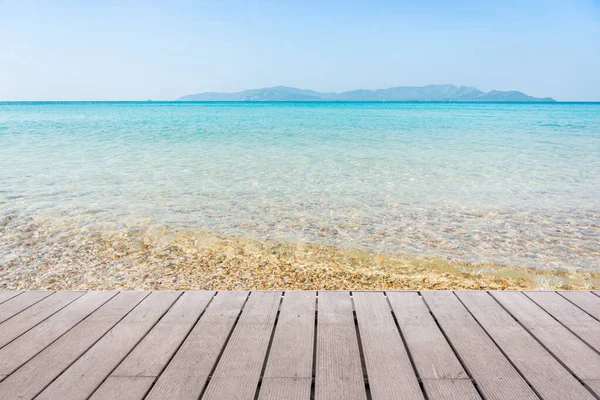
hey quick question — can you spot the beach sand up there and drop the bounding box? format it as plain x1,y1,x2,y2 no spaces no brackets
1,219,598,291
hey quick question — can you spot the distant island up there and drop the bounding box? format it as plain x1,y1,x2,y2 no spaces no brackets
177,85,555,102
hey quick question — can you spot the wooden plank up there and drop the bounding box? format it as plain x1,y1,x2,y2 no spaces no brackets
314,291,367,400
202,291,282,400
89,376,154,400
559,291,600,321
353,291,424,400
0,289,597,399
0,291,149,400
387,292,480,400
36,291,181,400
0,291,22,305
587,381,600,396
111,291,214,377
421,291,537,400
258,291,316,400
526,291,600,351
422,379,485,400
0,291,54,324
145,291,249,400
0,291,85,348
491,291,600,392
0,291,117,377
457,291,594,400
90,291,215,400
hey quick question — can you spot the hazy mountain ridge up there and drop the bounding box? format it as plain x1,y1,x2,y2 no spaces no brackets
178,85,555,102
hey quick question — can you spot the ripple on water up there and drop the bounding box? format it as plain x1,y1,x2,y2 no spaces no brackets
0,102,599,272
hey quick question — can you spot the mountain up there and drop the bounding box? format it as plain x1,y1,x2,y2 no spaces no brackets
177,85,555,102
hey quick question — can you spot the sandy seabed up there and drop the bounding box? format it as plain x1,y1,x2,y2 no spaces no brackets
1,216,598,291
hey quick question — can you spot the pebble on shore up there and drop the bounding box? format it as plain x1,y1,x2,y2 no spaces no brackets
1,221,598,291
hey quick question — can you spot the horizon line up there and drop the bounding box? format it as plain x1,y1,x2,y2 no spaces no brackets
2,100,600,103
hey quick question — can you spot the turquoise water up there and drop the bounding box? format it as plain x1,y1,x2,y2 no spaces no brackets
1,102,599,270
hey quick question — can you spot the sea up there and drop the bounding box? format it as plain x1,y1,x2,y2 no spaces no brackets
1,101,598,271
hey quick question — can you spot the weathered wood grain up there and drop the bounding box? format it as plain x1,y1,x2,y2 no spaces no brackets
421,291,537,400
258,291,316,400
145,291,249,400
36,291,181,400
0,291,149,400
559,291,600,321
0,292,22,305
202,291,282,400
89,376,155,400
314,291,367,400
0,290,598,400
0,291,54,324
387,292,480,400
111,291,214,377
526,291,600,351
90,291,214,400
0,291,84,348
353,291,424,400
0,291,117,377
457,291,594,399
421,379,484,400
587,380,600,396
491,291,600,394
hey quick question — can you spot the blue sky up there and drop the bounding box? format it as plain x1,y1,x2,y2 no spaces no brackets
1,0,599,101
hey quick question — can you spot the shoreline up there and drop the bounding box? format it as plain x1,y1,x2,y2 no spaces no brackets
1,222,598,291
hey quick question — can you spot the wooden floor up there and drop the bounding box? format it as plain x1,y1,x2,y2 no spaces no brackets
0,291,598,400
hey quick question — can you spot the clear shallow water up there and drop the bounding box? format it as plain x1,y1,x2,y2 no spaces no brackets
1,102,599,270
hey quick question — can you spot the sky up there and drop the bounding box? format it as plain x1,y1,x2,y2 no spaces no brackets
0,0,599,101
